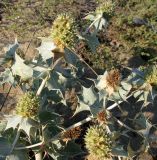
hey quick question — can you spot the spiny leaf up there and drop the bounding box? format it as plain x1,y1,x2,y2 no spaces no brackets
36,38,56,61
74,101,90,115
139,121,152,137
47,71,67,91
0,69,14,86
112,145,128,157
5,115,38,137
5,39,19,59
64,48,80,66
110,82,132,101
133,113,147,130
80,86,98,106
5,115,22,130
32,63,50,79
90,99,104,116
19,118,39,137
11,54,33,81
75,86,104,116
0,137,11,156
84,34,100,53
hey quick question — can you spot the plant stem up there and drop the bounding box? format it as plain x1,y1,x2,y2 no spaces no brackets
35,152,42,160
107,95,132,111
36,76,49,96
35,75,49,160
10,127,21,153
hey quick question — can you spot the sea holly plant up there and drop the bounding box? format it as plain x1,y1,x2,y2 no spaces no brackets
80,0,115,53
84,0,115,34
0,13,157,160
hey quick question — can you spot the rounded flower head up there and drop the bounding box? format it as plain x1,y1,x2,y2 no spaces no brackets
51,13,77,49
85,125,112,159
96,0,115,16
144,65,157,87
16,92,40,119
97,69,121,95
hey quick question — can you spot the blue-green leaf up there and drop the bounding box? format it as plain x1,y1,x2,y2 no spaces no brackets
0,137,11,156
5,39,19,59
36,38,56,61
11,54,33,81
84,34,100,53
0,69,14,86
112,145,128,157
5,115,39,137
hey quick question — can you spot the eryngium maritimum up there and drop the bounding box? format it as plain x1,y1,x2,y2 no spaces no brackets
51,13,77,49
16,92,40,119
85,125,112,159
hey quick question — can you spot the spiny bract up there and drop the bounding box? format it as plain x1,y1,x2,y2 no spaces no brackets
51,13,77,49
85,125,112,159
96,0,115,16
97,69,121,95
16,92,40,119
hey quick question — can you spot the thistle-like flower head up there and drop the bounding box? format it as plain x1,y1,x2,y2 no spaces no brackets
144,65,157,87
61,126,82,143
97,69,121,95
85,125,112,159
96,0,115,16
16,92,40,119
97,110,107,124
51,13,77,49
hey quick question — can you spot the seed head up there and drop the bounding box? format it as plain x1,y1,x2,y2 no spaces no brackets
51,13,77,49
96,0,115,16
85,125,112,159
16,92,40,119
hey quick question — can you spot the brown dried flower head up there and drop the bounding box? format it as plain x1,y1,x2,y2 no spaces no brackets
62,126,82,142
97,110,107,124
97,69,121,95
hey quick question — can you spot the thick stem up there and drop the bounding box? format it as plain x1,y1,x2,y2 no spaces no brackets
36,76,49,96
35,152,42,160
35,76,49,160
107,95,132,111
